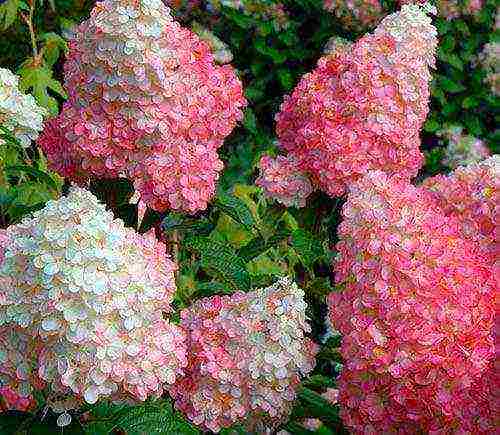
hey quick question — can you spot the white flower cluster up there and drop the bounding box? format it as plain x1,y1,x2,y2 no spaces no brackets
0,68,47,148
0,187,187,407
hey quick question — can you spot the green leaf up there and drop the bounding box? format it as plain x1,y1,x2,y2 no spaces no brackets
462,96,479,109
5,165,59,191
291,229,325,267
0,411,32,435
0,0,21,30
111,402,199,435
215,192,255,230
161,213,214,235
238,228,291,262
277,68,294,90
184,236,251,292
17,62,67,116
243,108,258,134
439,76,466,94
297,387,341,425
423,118,440,133
40,32,68,67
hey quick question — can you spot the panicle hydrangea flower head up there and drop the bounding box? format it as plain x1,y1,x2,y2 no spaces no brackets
0,326,44,411
422,155,499,264
258,5,436,207
439,125,490,169
0,68,47,148
328,171,495,433
0,187,187,405
37,0,246,214
169,278,318,433
398,0,483,20
256,154,314,208
323,0,383,31
478,41,500,96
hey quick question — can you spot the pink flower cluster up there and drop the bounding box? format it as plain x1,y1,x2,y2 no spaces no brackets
439,125,490,169
169,278,318,433
37,0,246,213
258,5,437,206
423,155,498,264
256,155,313,208
0,187,187,409
328,167,497,433
323,0,383,31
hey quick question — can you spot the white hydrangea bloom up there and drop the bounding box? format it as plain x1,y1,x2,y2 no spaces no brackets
0,68,47,148
0,187,187,405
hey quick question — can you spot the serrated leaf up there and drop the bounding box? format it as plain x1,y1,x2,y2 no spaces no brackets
40,32,68,67
215,192,255,230
238,228,291,262
0,0,20,30
161,213,214,235
291,229,325,267
5,165,59,191
17,62,67,116
184,236,251,291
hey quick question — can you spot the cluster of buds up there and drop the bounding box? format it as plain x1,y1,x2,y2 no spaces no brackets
170,278,318,433
0,68,47,148
0,187,187,408
258,5,437,206
328,167,496,433
439,125,490,169
323,0,383,31
37,0,246,213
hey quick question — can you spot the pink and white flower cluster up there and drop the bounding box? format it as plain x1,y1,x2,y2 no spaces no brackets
257,5,437,206
323,0,383,31
169,278,318,433
398,0,484,20
37,0,246,213
0,187,187,409
439,125,490,169
328,160,497,433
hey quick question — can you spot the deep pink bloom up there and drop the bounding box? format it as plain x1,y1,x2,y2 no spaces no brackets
258,5,437,206
328,171,496,433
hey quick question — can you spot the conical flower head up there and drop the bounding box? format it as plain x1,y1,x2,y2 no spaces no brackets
258,5,437,205
0,187,187,404
169,278,318,433
328,171,495,433
38,0,246,213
